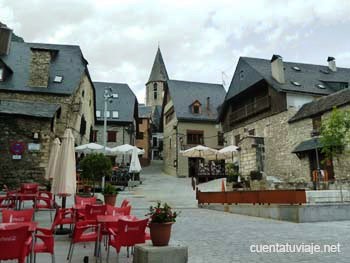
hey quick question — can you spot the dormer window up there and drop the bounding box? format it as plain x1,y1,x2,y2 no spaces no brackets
0,67,3,81
191,100,202,114
54,75,63,83
96,110,101,117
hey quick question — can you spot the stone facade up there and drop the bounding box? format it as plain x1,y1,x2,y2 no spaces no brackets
146,81,165,108
0,74,95,145
28,49,51,88
0,74,95,183
0,115,54,187
163,99,222,177
94,123,135,164
136,117,151,166
224,108,312,182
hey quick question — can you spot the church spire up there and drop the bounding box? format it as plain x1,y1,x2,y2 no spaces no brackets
148,47,169,83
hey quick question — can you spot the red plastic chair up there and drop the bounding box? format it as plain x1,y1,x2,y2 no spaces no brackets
19,183,39,208
120,199,130,208
75,195,97,205
107,218,148,261
35,191,57,221
34,229,55,263
84,204,107,223
0,225,32,263
106,205,131,216
67,220,101,263
2,208,35,223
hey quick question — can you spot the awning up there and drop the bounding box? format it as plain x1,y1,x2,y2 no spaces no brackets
292,137,322,153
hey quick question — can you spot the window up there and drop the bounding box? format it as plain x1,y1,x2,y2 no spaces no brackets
0,68,3,81
248,129,255,136
153,83,158,100
193,105,200,114
312,116,322,136
239,70,244,80
112,93,118,98
153,137,158,147
234,134,240,145
218,132,224,146
138,132,144,140
53,75,63,83
192,101,201,114
80,115,86,136
165,107,175,124
107,131,117,142
91,130,98,142
105,111,110,118
96,111,101,117
82,90,85,97
112,111,119,118
187,130,204,145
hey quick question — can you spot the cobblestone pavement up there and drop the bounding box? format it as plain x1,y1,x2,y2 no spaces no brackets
14,161,350,262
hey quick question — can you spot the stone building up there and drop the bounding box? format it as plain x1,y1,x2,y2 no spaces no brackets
162,80,226,177
0,25,95,185
136,105,152,166
289,88,350,182
144,47,168,160
219,55,350,182
92,82,138,164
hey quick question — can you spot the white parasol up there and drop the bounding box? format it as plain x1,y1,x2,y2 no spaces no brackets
75,143,112,155
110,144,145,155
181,145,218,158
45,138,61,180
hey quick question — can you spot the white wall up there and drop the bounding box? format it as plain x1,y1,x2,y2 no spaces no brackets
286,93,315,109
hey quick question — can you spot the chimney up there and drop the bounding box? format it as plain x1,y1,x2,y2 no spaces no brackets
206,97,210,112
271,54,285,84
0,23,13,55
28,48,52,88
327,57,337,72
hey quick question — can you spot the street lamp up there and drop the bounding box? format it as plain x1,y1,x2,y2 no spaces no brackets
102,87,116,190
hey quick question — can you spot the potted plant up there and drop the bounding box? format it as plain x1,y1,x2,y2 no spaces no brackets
103,183,118,206
79,153,112,194
146,202,178,246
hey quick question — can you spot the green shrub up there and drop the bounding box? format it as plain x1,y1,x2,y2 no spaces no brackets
80,153,112,187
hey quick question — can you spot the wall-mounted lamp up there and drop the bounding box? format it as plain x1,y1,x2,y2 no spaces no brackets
33,132,40,140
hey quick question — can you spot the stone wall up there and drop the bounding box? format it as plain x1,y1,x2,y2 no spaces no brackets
0,74,95,145
28,50,51,88
146,81,165,108
239,137,258,176
224,108,312,182
94,123,133,164
0,115,53,187
136,118,151,166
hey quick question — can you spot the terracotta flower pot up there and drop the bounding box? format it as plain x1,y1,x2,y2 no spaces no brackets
104,194,117,206
149,222,174,246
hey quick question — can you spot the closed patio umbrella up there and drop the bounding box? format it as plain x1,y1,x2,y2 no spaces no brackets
129,146,142,181
51,129,76,201
45,138,61,180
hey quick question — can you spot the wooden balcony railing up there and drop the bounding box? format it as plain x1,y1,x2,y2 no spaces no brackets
229,96,271,124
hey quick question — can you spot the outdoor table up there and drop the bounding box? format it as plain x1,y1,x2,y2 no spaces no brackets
8,192,38,215
0,222,38,263
95,214,138,262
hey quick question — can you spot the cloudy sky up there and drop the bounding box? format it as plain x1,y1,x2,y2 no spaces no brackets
1,0,350,102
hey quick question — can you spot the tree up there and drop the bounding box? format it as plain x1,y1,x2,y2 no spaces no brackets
79,153,112,191
320,107,350,160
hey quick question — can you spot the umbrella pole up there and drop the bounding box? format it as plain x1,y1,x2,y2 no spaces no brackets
55,194,71,235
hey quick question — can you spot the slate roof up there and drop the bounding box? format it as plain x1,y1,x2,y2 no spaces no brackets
94,82,137,123
289,88,350,123
138,105,152,118
152,105,162,129
0,99,60,119
0,41,88,95
292,137,322,153
166,80,226,122
226,56,350,101
147,48,169,83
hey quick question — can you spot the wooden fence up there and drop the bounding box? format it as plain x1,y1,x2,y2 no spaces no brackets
196,188,306,205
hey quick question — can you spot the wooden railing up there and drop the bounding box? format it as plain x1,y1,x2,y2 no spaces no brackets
196,189,306,205
229,96,271,124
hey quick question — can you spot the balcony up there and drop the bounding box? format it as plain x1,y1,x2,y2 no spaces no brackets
229,96,271,125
